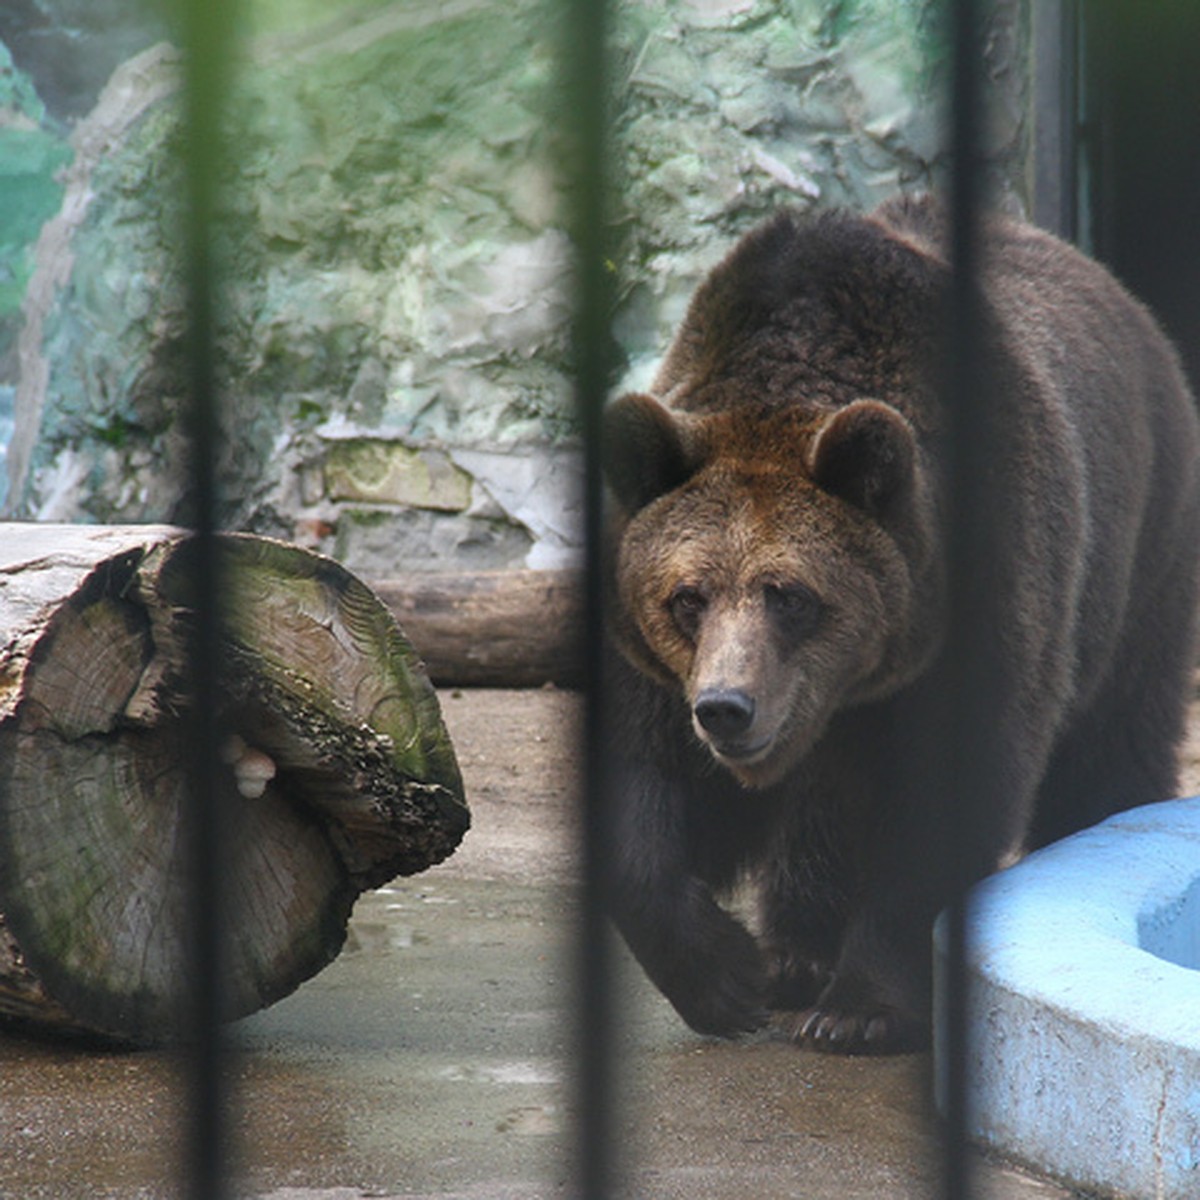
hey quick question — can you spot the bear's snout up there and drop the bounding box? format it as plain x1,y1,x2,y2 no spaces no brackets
694,687,756,741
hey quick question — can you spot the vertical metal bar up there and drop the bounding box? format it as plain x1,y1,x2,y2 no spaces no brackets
177,1,238,1196
561,0,618,1196
942,0,986,1196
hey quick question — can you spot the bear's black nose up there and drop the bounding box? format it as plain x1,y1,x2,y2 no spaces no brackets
694,688,756,740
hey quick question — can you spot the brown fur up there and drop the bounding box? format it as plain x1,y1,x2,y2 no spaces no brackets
602,195,1200,1053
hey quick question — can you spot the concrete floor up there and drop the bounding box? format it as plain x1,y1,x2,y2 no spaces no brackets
0,689,1090,1199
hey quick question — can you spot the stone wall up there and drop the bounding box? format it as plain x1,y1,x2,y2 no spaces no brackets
1,0,1030,576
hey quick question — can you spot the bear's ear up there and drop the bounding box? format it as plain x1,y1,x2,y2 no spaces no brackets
808,399,915,515
603,393,700,513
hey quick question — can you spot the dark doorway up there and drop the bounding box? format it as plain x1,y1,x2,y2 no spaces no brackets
1081,0,1200,391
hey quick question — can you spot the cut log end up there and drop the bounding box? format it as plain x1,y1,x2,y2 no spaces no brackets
0,526,468,1042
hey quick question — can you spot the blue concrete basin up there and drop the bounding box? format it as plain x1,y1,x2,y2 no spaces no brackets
934,797,1200,1199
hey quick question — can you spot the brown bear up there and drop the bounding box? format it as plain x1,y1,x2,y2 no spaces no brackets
602,194,1200,1054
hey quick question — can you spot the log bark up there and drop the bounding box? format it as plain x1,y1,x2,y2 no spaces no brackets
0,524,468,1042
373,569,583,687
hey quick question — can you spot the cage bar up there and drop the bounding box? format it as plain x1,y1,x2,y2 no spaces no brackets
942,0,988,1196
177,1,239,1196
562,0,620,1195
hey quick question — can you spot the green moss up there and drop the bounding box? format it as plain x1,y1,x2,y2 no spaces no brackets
295,397,328,424
90,413,144,450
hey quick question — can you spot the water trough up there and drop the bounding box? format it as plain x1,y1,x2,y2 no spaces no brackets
934,796,1200,1199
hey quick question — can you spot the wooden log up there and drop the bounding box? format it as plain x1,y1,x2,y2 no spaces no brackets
0,524,468,1042
373,569,583,688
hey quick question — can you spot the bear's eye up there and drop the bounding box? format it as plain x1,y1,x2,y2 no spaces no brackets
764,582,823,639
667,584,707,639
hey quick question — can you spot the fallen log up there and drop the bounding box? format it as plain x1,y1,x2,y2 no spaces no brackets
0,524,468,1042
374,569,583,687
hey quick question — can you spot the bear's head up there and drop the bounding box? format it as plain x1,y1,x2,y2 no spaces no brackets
604,393,941,788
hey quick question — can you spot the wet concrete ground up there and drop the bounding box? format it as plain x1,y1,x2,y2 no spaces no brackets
0,689,1114,1198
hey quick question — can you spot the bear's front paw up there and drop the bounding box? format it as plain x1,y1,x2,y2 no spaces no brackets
774,1003,924,1054
662,918,769,1038
773,970,928,1055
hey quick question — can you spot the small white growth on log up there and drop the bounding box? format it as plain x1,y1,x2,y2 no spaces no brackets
221,734,278,800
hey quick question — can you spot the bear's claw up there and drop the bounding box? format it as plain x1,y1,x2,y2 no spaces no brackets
774,1004,926,1055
